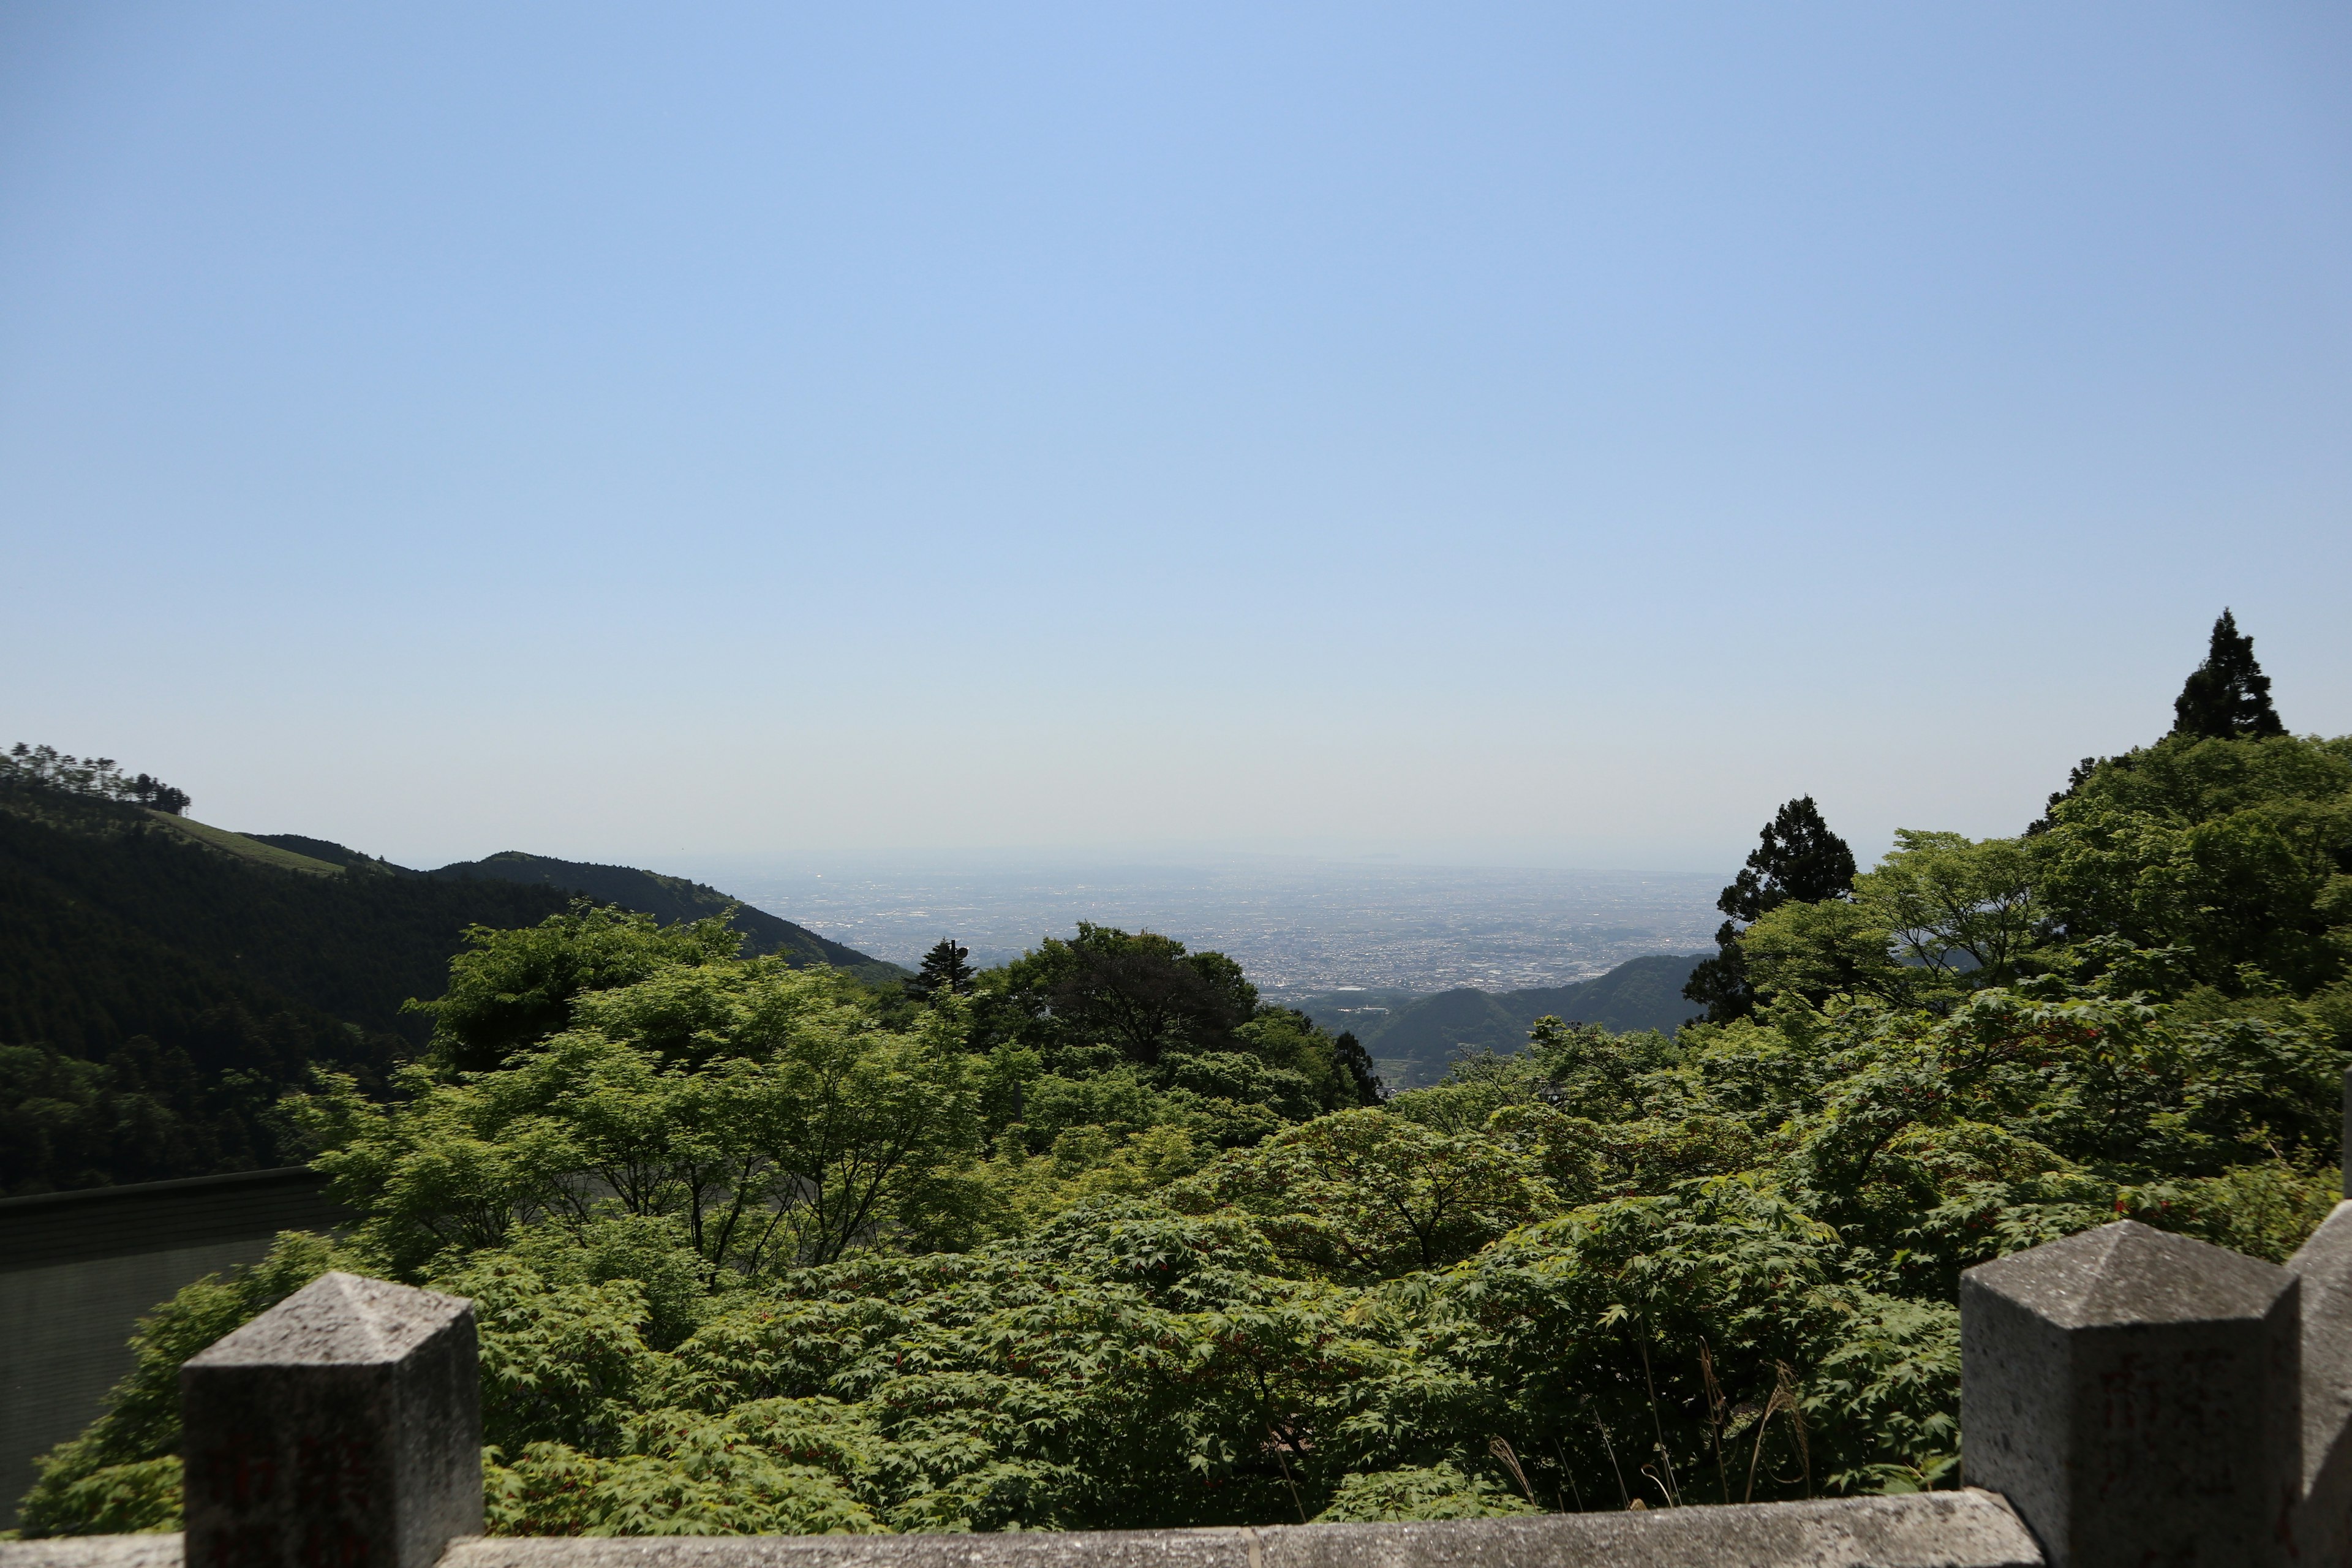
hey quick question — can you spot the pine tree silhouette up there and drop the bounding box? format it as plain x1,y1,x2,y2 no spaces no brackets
1683,796,1856,1025
906,937,976,1000
2171,609,2286,740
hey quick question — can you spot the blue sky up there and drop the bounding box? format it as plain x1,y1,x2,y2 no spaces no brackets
4,2,2348,872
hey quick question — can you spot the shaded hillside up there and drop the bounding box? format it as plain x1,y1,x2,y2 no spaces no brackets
0,795,580,1191
1298,952,1707,1088
424,851,905,984
1,799,905,1191
246,832,411,875
1506,952,1708,1036
0,805,572,1044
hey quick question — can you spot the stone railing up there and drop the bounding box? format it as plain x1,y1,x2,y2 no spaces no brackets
17,1098,2352,1568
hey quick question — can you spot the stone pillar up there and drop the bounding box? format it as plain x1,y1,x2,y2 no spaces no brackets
2342,1065,2352,1200
1961,1220,2299,1568
2288,1199,2352,1564
181,1272,481,1568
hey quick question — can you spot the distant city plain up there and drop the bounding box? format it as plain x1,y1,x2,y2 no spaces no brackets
681,856,1726,1000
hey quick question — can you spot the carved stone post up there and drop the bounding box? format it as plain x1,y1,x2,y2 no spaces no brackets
2341,1065,2352,1201
180,1272,481,1568
2279,1066,2352,1562
1961,1219,2299,1568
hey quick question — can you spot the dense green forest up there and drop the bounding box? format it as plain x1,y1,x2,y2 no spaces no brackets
17,614,2352,1538
0,780,892,1195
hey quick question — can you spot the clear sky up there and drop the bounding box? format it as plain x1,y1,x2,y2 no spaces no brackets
4,2,2349,873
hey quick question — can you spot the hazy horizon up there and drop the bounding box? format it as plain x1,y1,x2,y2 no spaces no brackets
668,853,1724,996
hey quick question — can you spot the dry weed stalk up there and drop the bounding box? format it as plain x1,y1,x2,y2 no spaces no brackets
1741,1360,1812,1503
1488,1437,1537,1506
1698,1340,1730,1504
1635,1330,1681,1506
1585,1395,1631,1509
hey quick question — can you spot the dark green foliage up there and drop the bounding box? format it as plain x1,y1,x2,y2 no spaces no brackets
1342,989,1530,1071
0,787,902,1187
1686,797,1857,1025
0,1034,315,1194
407,904,746,1073
1331,1030,1383,1104
975,923,1259,1068
2,744,189,815
1513,952,1713,1035
2035,733,2352,994
2173,609,2287,741
1682,924,1754,1025
0,793,571,1044
905,938,975,1003
23,692,2352,1534
28,902,2352,1535
971,928,1371,1140
1723,797,1860,920
245,835,417,876
0,794,578,1190
2029,754,2114,837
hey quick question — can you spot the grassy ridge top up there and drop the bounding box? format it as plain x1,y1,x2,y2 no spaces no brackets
152,813,344,875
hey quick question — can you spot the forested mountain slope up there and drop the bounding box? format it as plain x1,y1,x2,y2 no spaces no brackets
0,799,574,1044
154,817,345,875
0,796,899,1193
423,850,902,982
0,794,575,1191
1300,951,1707,1086
243,838,904,983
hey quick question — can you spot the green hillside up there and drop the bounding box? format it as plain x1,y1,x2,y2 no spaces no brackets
245,832,414,876
1299,952,1707,1087
423,851,907,986
246,840,909,984
0,791,578,1192
152,815,344,875
0,783,910,1196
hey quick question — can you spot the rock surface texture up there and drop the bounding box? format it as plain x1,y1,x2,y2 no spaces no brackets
0,1494,2044,1568
1961,1219,2300,1568
178,1272,482,1568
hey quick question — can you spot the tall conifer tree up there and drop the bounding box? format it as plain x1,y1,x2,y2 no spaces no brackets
907,937,976,1001
2171,609,2286,739
1683,796,1857,1024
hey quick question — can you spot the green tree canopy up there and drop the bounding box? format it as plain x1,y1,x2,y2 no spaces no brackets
410,903,745,1073
974,922,1258,1068
905,938,976,1002
2032,734,2352,994
1686,797,1859,1024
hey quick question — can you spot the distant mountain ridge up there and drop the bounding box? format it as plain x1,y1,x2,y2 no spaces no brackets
1297,952,1707,1088
426,851,900,982
242,839,904,984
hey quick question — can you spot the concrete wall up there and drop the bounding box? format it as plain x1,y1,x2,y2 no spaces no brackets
0,1170,347,1527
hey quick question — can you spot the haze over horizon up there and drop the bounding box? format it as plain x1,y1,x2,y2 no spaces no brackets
7,3,2351,873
